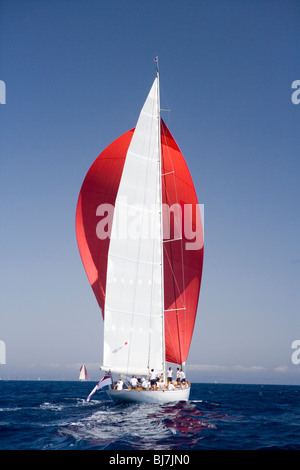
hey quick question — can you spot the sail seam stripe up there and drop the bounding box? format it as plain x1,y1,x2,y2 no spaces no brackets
105,307,161,317
108,252,160,265
128,150,157,162
117,200,160,213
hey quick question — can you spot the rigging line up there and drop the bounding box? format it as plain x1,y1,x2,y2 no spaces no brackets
162,259,183,364
161,126,183,365
159,79,171,127
163,237,182,243
161,125,188,356
163,244,185,311
160,166,182,240
164,131,187,309
161,128,186,310
164,308,181,365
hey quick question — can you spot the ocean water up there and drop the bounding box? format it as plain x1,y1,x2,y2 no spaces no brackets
0,381,299,451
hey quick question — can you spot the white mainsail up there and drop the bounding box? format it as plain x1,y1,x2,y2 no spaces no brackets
102,75,164,376
79,364,87,381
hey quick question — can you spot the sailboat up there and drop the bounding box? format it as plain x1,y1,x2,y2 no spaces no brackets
76,60,203,403
79,364,87,381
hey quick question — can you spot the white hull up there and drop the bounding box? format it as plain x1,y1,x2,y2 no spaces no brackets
106,385,190,404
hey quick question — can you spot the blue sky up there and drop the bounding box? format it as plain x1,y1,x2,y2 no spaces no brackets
0,0,299,384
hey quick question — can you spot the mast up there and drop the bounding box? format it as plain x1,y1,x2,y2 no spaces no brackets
156,66,166,380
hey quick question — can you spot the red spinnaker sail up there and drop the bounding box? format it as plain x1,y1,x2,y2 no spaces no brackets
75,120,203,366
161,121,203,364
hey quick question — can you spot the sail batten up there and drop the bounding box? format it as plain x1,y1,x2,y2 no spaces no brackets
104,306,162,317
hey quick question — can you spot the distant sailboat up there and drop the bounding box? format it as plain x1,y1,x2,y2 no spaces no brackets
76,60,204,403
79,364,87,381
